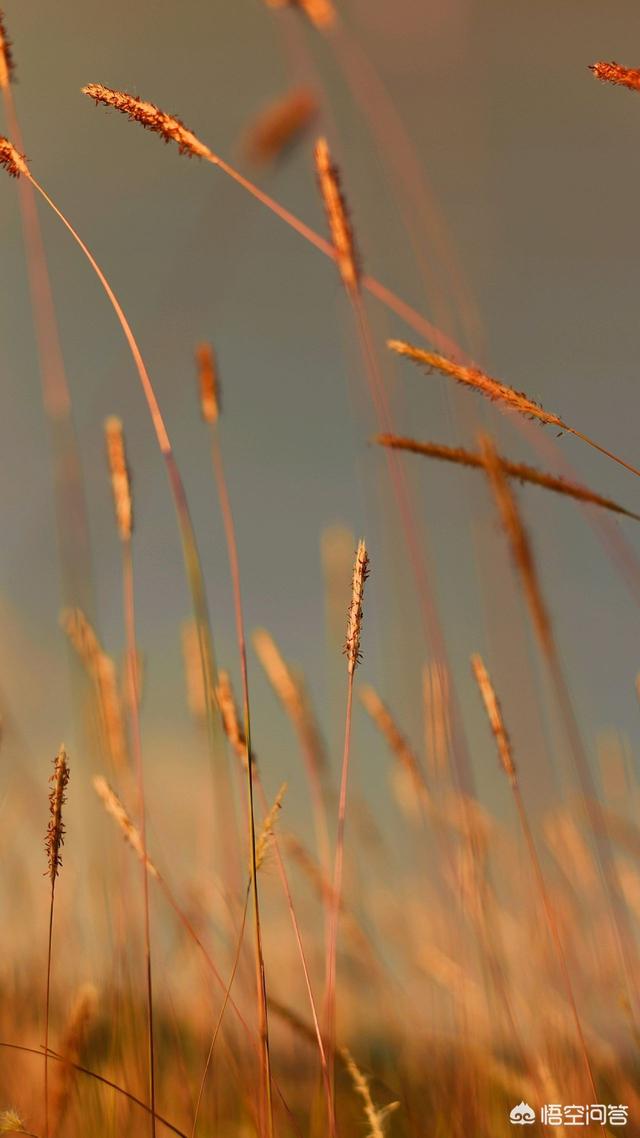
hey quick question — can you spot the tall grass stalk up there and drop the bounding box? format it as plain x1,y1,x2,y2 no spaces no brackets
200,378,273,1138
324,541,369,1115
479,434,640,1023
105,416,156,1138
472,654,601,1113
0,142,227,855
44,748,70,1138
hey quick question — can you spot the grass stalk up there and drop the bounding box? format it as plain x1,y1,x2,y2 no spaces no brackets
44,748,70,1138
324,541,369,1116
205,414,273,1138
479,434,640,1023
471,654,601,1114
0,147,225,823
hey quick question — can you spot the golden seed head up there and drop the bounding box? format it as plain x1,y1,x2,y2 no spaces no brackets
96,654,128,773
46,746,70,882
342,1046,400,1137
374,435,639,521
471,655,517,783
315,136,360,292
388,341,564,429
195,342,220,423
479,433,553,653
93,776,158,877
253,628,327,775
286,835,338,907
590,61,640,93
255,782,287,871
0,11,15,90
104,416,133,541
244,88,318,165
253,629,303,723
359,685,426,796
60,608,102,670
216,670,251,766
0,1110,26,1134
0,137,28,178
344,539,369,675
82,84,211,160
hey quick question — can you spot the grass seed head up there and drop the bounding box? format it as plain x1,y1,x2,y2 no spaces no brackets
244,87,318,165
0,1111,26,1134
590,61,640,93
93,776,158,877
471,655,517,784
360,685,425,796
479,433,553,653
342,1046,400,1138
82,84,211,159
0,11,15,89
46,747,70,882
104,416,133,541
61,607,102,670
345,539,369,675
375,434,640,521
196,343,220,423
255,783,287,871
0,137,27,178
388,341,564,429
253,628,326,771
315,136,360,292
216,670,251,767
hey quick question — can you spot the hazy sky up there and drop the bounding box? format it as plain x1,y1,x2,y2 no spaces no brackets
1,0,640,828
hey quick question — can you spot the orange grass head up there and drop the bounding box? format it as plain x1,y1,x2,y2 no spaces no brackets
471,655,517,784
45,746,70,882
344,539,370,675
388,340,564,429
196,342,220,423
244,87,319,165
104,416,133,541
93,776,159,878
0,1111,27,1134
314,136,360,292
82,84,211,159
0,11,15,89
0,136,28,178
590,61,640,93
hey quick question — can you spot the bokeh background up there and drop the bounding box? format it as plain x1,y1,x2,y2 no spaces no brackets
1,0,640,841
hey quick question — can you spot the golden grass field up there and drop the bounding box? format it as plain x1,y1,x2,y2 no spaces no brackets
1,3,640,1136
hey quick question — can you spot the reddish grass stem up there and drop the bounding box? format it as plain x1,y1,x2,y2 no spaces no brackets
479,435,640,1024
5,162,223,793
324,541,369,1115
122,539,156,1138
0,1041,186,1138
207,427,273,1138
